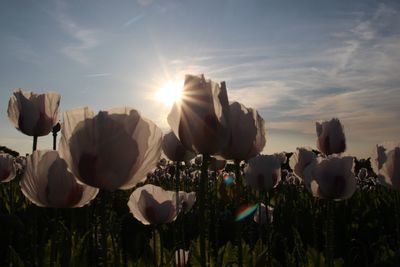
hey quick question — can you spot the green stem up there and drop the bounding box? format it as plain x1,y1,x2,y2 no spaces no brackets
50,209,58,267
32,135,38,152
234,160,243,267
110,230,119,267
213,172,219,266
101,191,108,267
325,200,334,267
153,228,157,267
32,206,38,266
8,182,13,214
207,173,214,267
175,162,182,267
395,191,400,250
258,191,263,250
264,191,271,267
52,132,57,150
312,198,318,254
199,154,210,267
93,203,98,266
159,227,164,267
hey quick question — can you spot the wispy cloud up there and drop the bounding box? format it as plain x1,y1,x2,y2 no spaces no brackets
123,14,145,27
85,73,111,78
137,0,154,6
228,81,291,109
165,3,400,153
55,1,99,64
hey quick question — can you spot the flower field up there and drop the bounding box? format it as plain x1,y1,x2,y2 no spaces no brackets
1,74,399,266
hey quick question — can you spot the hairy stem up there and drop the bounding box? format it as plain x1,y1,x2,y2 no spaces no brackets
32,136,38,152
199,154,210,267
175,161,182,267
234,160,243,267
325,200,335,267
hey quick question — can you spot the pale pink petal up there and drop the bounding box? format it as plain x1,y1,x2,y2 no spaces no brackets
20,150,98,208
21,150,55,207
122,116,163,189
244,154,281,191
128,184,177,225
7,89,60,136
59,107,162,190
162,131,196,162
289,147,316,180
221,102,266,160
128,186,150,225
168,74,230,155
307,156,356,200
316,118,346,156
0,153,17,183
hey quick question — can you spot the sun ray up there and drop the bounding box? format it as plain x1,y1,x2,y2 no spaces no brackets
155,80,184,107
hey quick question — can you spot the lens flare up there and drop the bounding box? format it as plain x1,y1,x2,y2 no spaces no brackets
235,203,259,221
223,173,234,185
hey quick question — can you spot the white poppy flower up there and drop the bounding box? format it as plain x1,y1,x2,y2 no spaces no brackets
162,131,196,162
20,150,98,208
59,107,162,190
244,154,282,191
167,74,230,155
372,142,400,190
316,118,346,156
127,184,178,225
8,89,60,137
289,147,316,180
0,153,17,183
220,101,266,160
304,156,356,200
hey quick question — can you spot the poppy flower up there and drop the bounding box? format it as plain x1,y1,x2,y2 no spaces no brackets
372,142,400,190
162,131,196,162
0,153,17,183
7,89,61,137
303,156,356,200
289,147,316,180
20,150,98,208
244,154,284,191
221,102,266,160
167,74,230,155
127,184,178,225
316,118,346,156
59,107,162,190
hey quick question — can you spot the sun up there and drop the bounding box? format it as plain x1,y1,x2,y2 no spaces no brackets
155,80,184,107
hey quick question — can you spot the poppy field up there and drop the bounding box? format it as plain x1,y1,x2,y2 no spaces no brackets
1,74,400,267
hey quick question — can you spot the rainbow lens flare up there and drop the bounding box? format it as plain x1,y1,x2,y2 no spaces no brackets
223,173,234,185
235,203,259,221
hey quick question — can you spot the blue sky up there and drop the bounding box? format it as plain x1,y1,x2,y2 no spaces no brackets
1,0,399,158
